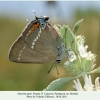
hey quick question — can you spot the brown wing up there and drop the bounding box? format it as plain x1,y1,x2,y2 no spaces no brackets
9,36,59,63
9,23,63,63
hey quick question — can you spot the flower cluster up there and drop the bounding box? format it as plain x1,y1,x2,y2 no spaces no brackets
44,19,100,91
74,75,100,91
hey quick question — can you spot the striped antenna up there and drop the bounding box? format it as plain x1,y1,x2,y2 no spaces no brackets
33,10,37,19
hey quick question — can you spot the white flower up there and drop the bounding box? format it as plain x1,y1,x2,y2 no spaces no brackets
73,79,83,91
78,41,88,58
94,77,100,91
73,75,100,91
83,75,94,91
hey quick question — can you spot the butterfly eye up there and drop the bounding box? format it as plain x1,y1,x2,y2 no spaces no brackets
44,17,49,22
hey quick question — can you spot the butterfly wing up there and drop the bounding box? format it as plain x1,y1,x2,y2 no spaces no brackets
9,21,64,63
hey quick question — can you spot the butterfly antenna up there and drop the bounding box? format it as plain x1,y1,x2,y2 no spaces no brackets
33,10,37,19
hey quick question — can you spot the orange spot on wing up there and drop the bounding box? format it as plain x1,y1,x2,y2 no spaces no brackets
34,22,39,28
31,26,35,31
28,22,40,36
31,22,39,31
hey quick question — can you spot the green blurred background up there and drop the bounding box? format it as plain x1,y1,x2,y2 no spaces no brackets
0,1,100,91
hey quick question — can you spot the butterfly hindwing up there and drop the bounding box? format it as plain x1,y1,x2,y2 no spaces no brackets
9,16,64,63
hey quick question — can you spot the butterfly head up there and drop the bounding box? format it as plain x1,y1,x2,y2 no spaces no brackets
36,16,49,29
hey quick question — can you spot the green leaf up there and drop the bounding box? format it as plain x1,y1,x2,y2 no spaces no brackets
60,25,75,48
72,19,84,35
43,77,75,91
89,67,100,74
